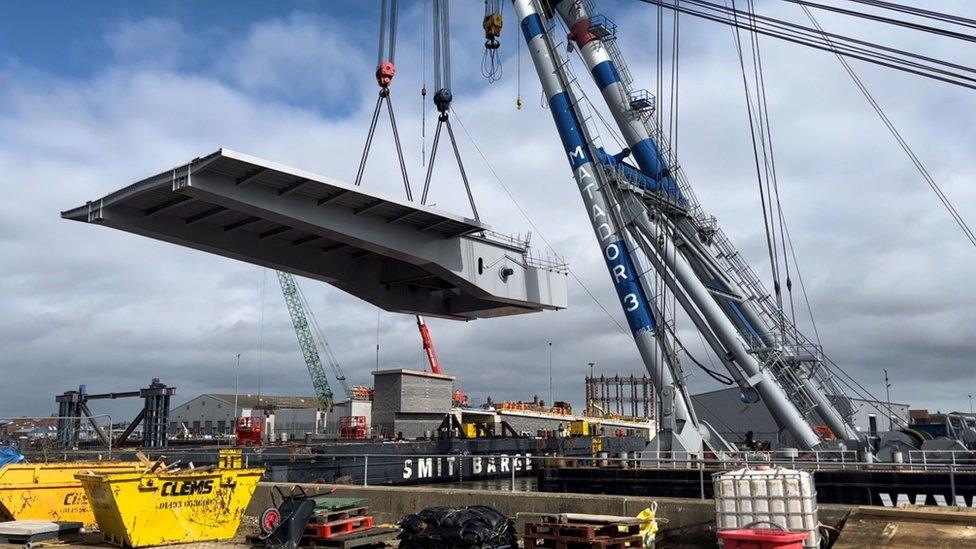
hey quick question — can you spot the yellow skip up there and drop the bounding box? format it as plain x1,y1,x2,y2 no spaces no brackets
76,450,263,547
0,461,144,527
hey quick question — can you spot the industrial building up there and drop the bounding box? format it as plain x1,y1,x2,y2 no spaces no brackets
371,369,455,439
168,394,320,440
692,387,910,449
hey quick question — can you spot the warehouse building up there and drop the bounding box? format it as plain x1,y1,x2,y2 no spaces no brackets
168,394,323,441
691,387,909,449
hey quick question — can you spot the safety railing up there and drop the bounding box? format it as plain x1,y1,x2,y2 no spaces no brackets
16,447,976,503
477,229,531,250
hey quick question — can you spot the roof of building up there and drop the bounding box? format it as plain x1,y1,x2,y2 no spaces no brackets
206,394,322,409
691,386,908,407
372,368,455,381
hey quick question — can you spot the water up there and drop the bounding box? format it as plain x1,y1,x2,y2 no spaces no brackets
445,477,538,491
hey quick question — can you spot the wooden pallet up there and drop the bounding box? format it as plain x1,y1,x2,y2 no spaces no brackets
307,526,399,548
527,521,642,540
305,515,375,539
523,533,644,549
309,505,369,523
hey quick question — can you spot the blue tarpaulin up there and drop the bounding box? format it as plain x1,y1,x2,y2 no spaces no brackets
0,446,25,467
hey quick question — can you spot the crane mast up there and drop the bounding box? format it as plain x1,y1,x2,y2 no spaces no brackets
513,0,866,453
512,0,714,455
276,270,337,408
547,0,861,445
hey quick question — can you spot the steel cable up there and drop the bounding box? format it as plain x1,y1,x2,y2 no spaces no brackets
637,0,976,90
801,5,976,249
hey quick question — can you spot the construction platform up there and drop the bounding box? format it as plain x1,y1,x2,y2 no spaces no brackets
61,149,567,320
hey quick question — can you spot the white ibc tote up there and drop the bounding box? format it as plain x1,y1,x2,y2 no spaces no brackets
713,466,819,549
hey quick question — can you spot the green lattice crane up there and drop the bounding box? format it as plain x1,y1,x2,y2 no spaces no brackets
276,270,351,408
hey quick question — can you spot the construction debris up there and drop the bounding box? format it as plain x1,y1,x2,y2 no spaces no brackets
398,505,516,548
833,505,976,548
524,513,644,549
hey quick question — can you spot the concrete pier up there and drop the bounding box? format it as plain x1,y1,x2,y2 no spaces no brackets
249,482,853,544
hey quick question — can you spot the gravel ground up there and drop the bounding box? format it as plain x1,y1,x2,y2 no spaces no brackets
0,516,403,548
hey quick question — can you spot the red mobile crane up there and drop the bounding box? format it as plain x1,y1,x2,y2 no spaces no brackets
416,315,441,374
415,315,468,407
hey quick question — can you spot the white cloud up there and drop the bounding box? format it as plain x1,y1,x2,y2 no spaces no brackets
106,17,187,69
1,2,975,422
222,12,367,105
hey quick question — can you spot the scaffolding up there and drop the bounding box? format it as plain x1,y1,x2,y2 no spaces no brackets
585,375,655,420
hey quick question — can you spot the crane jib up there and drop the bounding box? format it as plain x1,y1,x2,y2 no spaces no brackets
522,6,655,337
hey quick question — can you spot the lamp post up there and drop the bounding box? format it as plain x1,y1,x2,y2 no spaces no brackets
548,342,553,406
969,394,973,415
587,362,595,415
234,353,241,420
883,369,892,431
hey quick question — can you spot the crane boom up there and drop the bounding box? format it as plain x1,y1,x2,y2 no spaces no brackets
276,270,335,408
512,0,712,455
296,281,353,399
547,0,860,445
511,0,876,452
416,315,442,374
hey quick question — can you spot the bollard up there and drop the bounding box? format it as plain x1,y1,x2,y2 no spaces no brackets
699,460,705,500
511,459,516,491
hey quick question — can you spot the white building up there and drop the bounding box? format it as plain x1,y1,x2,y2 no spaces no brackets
169,394,321,440
168,393,371,442
322,400,373,438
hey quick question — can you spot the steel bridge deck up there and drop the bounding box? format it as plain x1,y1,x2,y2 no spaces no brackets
62,149,567,320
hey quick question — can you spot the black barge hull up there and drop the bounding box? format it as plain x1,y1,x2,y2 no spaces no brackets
537,465,976,506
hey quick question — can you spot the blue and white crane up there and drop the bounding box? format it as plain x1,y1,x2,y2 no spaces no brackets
512,0,865,454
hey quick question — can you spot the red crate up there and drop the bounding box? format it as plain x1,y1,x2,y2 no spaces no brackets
717,529,808,549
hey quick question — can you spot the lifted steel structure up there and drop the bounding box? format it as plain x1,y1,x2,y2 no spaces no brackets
62,149,567,321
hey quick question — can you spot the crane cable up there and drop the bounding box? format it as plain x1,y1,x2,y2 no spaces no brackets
422,0,480,221
636,0,976,91
747,0,801,330
729,0,784,312
668,0,680,149
295,280,351,397
843,0,976,31
786,0,976,43
354,0,413,200
800,5,976,250
421,0,428,167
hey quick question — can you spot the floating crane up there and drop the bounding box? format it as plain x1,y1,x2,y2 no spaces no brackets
510,0,869,455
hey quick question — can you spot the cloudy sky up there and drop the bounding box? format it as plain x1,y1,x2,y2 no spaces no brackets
1,1,974,424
